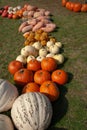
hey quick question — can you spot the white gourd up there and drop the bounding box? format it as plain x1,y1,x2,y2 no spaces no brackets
46,41,54,48
0,114,14,130
27,55,35,63
55,42,62,48
21,47,30,57
11,92,53,130
49,45,60,54
53,54,64,64
24,45,38,57
16,55,27,64
36,56,45,62
39,48,47,57
32,42,42,50
0,79,18,112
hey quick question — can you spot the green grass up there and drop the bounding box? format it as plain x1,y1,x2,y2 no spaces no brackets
0,0,87,130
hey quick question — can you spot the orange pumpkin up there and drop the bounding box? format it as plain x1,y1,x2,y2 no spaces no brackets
41,57,57,72
27,59,41,71
62,0,68,7
81,4,87,12
34,70,51,85
40,80,60,102
66,1,72,10
73,3,82,12
22,82,40,93
8,60,23,75
51,69,68,85
12,14,19,19
14,68,34,86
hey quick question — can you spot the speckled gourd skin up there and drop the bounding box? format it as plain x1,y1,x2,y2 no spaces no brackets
0,79,19,112
0,114,14,130
11,92,53,130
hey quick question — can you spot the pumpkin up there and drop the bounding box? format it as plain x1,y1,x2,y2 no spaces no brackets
24,45,38,57
73,3,82,12
0,114,14,130
16,55,27,64
46,41,54,48
40,80,60,102
51,69,68,85
14,68,34,86
32,41,42,50
27,59,41,71
66,1,72,10
62,0,68,7
21,47,30,57
36,56,45,62
39,48,48,57
41,57,57,72
8,60,23,75
0,79,18,112
27,55,35,63
53,54,64,64
11,92,53,130
22,82,40,93
49,44,60,54
34,70,51,85
81,4,87,12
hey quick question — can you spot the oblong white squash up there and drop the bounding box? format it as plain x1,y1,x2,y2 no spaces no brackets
11,92,53,130
0,114,14,130
0,79,18,112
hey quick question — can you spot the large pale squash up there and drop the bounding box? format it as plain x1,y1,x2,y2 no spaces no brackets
0,114,14,130
0,79,18,112
11,92,53,130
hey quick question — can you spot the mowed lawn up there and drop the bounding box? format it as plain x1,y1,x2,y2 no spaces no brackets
0,0,87,130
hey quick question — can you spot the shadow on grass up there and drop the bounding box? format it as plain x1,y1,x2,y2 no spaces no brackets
47,85,68,130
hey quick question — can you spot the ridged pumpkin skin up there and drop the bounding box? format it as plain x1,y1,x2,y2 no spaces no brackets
11,92,53,130
0,114,14,130
0,79,18,112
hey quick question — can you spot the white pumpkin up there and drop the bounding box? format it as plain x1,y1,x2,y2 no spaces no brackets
16,55,27,64
0,114,14,130
21,47,30,57
39,48,47,57
46,41,54,48
0,79,18,112
11,92,53,130
27,55,35,63
32,41,42,50
17,5,21,10
49,45,60,54
24,45,38,57
53,54,64,64
55,42,62,48
36,56,45,62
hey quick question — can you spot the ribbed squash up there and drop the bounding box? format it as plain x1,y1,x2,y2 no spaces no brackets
11,92,53,130
0,79,18,112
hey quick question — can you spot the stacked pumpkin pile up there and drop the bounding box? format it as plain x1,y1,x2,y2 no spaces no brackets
0,3,68,130
62,0,87,12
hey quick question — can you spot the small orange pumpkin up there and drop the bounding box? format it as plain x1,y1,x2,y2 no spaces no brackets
22,82,40,93
73,2,82,12
51,69,68,85
27,59,41,72
41,57,57,72
81,4,87,12
40,80,60,102
34,70,51,85
62,0,68,7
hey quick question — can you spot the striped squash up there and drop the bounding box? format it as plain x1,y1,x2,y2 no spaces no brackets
11,92,53,130
0,79,18,112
